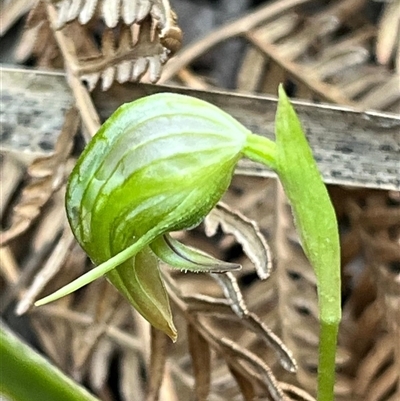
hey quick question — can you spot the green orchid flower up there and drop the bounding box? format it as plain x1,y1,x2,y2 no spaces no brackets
36,86,340,401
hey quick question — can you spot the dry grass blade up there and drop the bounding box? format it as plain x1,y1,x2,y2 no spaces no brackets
0,155,24,220
227,364,256,401
15,224,76,316
70,283,124,378
0,0,36,36
88,337,116,393
146,326,169,401
376,0,400,68
0,247,19,286
187,323,211,401
120,348,145,401
206,202,272,280
0,107,79,247
33,304,142,351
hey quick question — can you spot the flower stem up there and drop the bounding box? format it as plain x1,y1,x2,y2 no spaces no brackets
243,133,277,169
317,321,339,401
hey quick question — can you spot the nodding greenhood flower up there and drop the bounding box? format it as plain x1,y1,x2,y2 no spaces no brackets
36,93,260,340
36,89,340,401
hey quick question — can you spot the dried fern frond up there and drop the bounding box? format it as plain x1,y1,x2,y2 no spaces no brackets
157,202,307,400
356,193,400,400
15,0,182,89
51,0,175,32
161,0,399,112
14,1,62,67
0,108,79,247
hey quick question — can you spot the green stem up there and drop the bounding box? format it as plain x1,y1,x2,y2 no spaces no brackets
0,322,100,401
243,133,277,169
317,321,339,401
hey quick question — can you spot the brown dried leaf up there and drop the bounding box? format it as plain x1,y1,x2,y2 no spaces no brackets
146,326,169,401
353,333,397,400
227,364,256,401
51,0,181,53
187,324,211,401
52,0,174,31
205,202,272,280
0,108,79,247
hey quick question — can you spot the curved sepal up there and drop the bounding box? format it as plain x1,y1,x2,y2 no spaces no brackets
151,234,241,273
107,247,177,341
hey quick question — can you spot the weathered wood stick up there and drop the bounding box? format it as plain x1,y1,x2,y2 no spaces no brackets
1,66,399,190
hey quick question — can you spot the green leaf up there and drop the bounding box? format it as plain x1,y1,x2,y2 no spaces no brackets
0,322,100,401
274,85,341,401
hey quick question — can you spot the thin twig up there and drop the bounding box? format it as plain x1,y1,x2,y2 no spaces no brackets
45,4,101,138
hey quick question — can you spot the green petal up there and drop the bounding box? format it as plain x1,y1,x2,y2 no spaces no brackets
151,234,241,273
107,247,177,341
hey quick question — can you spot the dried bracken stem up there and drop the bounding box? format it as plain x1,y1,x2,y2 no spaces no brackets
45,5,101,137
